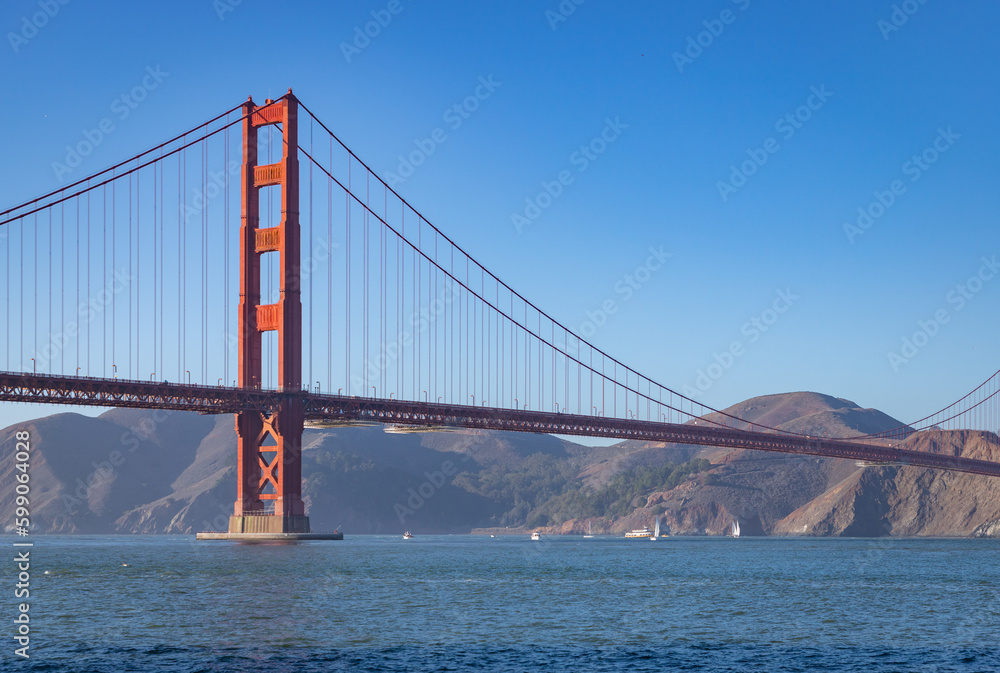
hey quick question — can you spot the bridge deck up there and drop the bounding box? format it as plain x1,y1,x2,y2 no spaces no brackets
2,372,998,479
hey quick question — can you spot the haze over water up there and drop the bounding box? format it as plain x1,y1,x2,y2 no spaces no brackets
10,535,999,672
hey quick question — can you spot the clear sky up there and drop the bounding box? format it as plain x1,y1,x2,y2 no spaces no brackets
1,0,998,431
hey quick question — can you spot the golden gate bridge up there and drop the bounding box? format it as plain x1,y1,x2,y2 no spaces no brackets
1,91,998,537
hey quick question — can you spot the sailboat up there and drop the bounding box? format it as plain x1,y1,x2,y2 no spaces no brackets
728,520,741,538
650,516,661,541
584,522,594,539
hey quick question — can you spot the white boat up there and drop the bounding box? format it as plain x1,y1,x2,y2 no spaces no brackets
583,522,594,539
403,531,413,539
530,531,541,541
728,520,741,538
650,516,661,541
625,526,653,539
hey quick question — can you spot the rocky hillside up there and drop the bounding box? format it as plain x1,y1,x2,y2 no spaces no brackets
1,391,998,537
772,430,1000,537
532,392,1000,538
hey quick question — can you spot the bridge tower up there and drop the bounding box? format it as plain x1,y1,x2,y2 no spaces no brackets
228,91,309,535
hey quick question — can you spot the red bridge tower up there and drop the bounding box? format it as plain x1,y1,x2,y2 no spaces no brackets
229,91,309,535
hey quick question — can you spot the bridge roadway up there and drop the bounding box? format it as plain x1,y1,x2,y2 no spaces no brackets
2,371,999,479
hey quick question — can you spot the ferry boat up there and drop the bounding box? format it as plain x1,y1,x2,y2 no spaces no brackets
624,526,654,539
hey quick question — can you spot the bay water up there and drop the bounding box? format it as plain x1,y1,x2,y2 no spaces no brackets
5,535,998,672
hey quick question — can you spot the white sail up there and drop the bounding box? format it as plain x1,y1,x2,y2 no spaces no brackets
653,516,660,538
735,520,741,537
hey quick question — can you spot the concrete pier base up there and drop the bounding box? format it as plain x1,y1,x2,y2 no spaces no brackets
196,513,344,541
226,514,311,534
196,531,344,541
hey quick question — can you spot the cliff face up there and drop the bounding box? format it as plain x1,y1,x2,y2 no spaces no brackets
772,431,1000,537
540,397,1000,538
2,393,998,537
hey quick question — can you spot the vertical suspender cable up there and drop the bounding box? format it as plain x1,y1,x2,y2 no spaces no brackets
48,210,53,373
328,135,333,391
85,191,90,374
153,161,157,380
135,163,140,378
33,213,38,371
202,139,207,382
308,120,313,390
382,185,386,398
346,156,351,393
73,197,78,372
224,121,229,385
129,170,134,376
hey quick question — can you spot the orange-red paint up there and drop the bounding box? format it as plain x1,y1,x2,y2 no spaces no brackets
234,93,305,527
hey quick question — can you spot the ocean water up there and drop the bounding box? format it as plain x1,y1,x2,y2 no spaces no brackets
5,535,999,672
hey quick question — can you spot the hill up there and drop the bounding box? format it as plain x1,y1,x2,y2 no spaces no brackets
2,391,998,537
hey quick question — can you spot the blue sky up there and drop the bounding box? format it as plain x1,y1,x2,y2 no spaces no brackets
1,0,998,430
